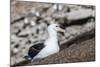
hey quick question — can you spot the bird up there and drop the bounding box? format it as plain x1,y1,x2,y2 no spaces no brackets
24,23,65,62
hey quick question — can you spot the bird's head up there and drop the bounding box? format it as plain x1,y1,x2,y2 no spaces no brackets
48,24,65,35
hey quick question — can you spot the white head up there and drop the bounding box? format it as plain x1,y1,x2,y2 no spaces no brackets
47,24,65,37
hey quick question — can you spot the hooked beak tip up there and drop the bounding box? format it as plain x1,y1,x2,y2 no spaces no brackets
59,29,65,33
58,29,65,36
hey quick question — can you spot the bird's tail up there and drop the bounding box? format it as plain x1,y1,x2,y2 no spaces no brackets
24,55,32,61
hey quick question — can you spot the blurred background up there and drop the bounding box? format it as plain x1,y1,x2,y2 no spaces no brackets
11,0,95,66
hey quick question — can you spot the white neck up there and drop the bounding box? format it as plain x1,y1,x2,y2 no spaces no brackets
48,29,58,39
44,29,58,46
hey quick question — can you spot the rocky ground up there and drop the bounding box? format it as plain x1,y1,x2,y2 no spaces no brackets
11,0,95,66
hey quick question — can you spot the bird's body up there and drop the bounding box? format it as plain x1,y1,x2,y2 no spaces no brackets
24,24,65,61
33,34,60,59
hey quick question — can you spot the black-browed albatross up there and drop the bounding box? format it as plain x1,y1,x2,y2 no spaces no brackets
24,23,65,61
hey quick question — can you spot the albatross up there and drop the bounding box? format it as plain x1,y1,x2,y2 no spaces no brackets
24,23,65,61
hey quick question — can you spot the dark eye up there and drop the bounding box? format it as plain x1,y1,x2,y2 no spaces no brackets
56,26,59,27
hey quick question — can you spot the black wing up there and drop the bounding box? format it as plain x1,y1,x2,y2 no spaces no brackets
28,43,45,59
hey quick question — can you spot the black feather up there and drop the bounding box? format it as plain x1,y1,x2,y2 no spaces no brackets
28,43,45,59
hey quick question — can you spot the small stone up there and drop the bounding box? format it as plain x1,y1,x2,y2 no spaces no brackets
30,21,36,26
13,48,18,53
24,18,29,24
